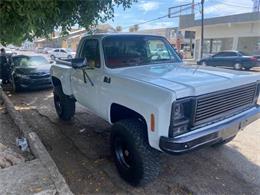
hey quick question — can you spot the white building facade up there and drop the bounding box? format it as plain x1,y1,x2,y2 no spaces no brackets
180,12,260,60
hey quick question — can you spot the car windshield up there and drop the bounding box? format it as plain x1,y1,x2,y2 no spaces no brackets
66,48,72,52
103,35,181,68
239,51,250,56
13,56,49,68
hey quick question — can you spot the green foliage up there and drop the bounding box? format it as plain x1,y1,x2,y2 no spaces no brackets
0,0,137,45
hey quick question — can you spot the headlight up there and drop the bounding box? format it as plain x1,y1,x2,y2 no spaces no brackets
169,98,194,137
256,81,260,105
15,73,30,79
173,103,184,120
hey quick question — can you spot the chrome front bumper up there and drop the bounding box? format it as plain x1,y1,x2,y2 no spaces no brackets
159,106,260,154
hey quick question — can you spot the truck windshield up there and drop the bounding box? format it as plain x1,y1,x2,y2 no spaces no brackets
103,35,181,68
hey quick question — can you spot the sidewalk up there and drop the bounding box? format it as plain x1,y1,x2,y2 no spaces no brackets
0,89,73,195
0,104,58,194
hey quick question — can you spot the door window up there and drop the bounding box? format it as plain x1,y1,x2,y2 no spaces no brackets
213,52,225,57
80,39,100,68
224,52,237,57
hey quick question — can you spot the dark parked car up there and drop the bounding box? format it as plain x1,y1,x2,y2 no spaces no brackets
11,55,53,91
197,51,258,70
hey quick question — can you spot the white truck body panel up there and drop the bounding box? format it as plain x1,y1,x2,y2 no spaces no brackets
50,34,260,151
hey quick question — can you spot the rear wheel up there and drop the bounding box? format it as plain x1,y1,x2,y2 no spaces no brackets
234,63,242,70
111,119,160,186
53,86,75,121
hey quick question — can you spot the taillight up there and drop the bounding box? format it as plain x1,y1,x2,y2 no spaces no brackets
250,57,257,62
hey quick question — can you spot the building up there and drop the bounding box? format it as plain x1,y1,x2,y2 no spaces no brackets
179,12,260,60
34,24,116,51
253,0,260,12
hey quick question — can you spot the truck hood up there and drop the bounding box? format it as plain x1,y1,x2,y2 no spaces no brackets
113,64,260,98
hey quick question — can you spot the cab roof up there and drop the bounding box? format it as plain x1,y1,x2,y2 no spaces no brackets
81,33,165,39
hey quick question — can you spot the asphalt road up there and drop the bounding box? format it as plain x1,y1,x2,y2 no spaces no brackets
7,88,260,195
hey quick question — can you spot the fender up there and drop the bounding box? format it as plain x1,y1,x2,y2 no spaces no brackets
50,64,73,95
103,75,176,150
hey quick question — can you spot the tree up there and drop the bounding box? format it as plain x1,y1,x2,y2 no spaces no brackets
0,0,137,45
115,26,123,32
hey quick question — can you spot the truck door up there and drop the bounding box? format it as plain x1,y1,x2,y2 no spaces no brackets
70,39,102,113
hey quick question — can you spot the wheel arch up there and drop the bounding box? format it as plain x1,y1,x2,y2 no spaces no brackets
110,103,148,133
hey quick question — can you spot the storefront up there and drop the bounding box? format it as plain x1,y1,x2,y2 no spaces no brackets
180,12,260,60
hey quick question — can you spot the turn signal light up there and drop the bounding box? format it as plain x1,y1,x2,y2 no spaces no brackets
150,113,155,132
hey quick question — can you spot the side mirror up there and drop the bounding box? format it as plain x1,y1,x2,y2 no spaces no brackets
71,58,89,69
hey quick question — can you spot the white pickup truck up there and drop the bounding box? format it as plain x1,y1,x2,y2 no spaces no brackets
51,34,260,186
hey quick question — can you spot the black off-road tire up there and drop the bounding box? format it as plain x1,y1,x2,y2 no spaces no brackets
110,119,161,186
211,135,236,147
53,86,75,121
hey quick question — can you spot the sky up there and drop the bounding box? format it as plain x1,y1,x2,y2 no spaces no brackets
108,0,255,31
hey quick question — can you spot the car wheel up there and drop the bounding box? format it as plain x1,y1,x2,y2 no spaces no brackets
244,67,251,71
234,63,242,70
202,61,207,66
111,119,160,186
67,55,72,59
53,86,75,121
50,55,55,60
211,135,236,147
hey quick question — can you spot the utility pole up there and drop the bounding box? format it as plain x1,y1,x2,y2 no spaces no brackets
192,0,195,14
200,0,204,59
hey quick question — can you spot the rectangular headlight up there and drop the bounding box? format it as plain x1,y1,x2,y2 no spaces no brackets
169,98,195,137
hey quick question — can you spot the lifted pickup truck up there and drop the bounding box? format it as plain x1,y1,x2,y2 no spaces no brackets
51,34,260,186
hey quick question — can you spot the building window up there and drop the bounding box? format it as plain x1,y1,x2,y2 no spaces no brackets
237,36,260,55
203,38,233,56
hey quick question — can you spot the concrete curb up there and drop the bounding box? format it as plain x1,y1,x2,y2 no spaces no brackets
0,89,73,195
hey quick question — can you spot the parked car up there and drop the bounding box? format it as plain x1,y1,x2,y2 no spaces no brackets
35,47,44,53
197,50,258,70
11,55,52,91
49,48,76,60
43,47,53,54
51,34,260,186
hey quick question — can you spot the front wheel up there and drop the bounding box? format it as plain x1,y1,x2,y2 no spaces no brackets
50,55,55,60
67,55,72,59
211,135,236,147
53,87,75,121
201,61,207,66
111,119,160,186
234,63,242,70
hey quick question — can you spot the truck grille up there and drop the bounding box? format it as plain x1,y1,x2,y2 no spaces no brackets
194,83,257,126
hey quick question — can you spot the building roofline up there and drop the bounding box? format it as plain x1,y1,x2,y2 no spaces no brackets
180,12,260,29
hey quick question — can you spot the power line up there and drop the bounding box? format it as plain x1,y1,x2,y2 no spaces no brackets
213,0,252,8
123,3,200,30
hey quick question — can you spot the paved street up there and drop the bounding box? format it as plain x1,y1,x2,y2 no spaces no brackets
6,88,260,194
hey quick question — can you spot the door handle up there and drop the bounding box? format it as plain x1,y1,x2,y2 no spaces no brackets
103,76,111,84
